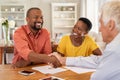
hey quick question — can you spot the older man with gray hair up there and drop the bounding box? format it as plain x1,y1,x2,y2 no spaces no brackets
90,1,120,80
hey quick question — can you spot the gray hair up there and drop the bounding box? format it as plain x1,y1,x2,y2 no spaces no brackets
101,1,120,31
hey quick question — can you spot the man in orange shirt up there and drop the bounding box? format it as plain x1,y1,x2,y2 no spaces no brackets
12,7,61,68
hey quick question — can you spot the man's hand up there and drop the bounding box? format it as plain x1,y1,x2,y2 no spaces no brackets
48,55,62,68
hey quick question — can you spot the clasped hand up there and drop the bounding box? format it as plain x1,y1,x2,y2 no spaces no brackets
49,52,65,67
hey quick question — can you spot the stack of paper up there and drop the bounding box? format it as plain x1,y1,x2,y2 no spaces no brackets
32,65,67,74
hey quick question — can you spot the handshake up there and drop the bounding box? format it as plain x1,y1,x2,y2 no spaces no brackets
12,52,66,68
48,52,66,68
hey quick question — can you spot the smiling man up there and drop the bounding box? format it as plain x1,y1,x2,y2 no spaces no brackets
12,7,61,68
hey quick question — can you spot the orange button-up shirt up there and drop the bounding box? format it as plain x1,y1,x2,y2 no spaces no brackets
12,25,52,64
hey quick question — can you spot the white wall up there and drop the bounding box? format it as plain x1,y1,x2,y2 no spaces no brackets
80,0,99,33
87,0,99,33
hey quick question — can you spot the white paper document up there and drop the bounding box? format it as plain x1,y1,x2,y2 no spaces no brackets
65,66,96,74
32,65,67,74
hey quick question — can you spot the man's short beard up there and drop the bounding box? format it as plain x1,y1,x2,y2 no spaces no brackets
32,26,42,31
32,23,43,31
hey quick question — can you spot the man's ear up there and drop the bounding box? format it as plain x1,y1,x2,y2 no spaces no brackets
26,17,29,22
108,19,115,31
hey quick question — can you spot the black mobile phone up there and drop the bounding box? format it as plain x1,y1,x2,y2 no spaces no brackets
18,70,35,76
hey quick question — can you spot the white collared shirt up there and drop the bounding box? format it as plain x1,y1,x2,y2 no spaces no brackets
66,33,120,80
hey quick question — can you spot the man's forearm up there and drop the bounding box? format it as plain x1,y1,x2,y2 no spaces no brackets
28,51,50,63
